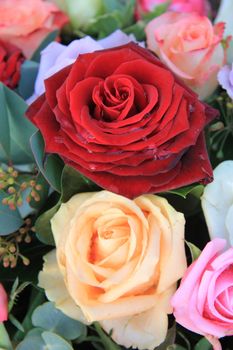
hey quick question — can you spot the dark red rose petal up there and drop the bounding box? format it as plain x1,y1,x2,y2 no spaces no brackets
0,40,24,89
26,43,218,198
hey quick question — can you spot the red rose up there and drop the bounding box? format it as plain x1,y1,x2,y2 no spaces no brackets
27,43,217,198
0,40,24,89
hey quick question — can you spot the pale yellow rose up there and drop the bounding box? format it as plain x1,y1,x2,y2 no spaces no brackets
39,191,186,350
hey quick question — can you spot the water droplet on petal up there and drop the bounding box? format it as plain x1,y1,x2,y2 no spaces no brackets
89,164,97,170
86,134,96,142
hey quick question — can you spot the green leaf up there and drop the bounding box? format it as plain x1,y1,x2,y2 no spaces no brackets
156,323,176,349
0,323,13,350
86,12,122,37
18,60,39,99
87,0,135,37
102,0,126,12
30,131,64,192
9,314,24,333
34,165,99,245
186,241,202,262
120,0,136,28
94,323,122,350
9,279,30,312
61,165,99,203
14,287,46,342
42,331,73,350
124,21,146,41
31,31,59,63
0,193,23,235
0,85,10,159
32,302,86,340
142,2,169,20
194,337,212,350
166,185,204,199
34,203,59,245
0,84,36,164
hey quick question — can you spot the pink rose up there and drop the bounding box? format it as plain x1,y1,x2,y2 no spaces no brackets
0,0,68,58
170,0,210,15
172,238,233,350
146,12,226,100
137,0,209,17
0,284,8,322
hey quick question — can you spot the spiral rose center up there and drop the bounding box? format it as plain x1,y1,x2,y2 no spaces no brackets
88,210,133,266
92,74,147,122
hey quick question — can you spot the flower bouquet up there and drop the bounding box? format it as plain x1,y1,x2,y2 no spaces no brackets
0,0,233,350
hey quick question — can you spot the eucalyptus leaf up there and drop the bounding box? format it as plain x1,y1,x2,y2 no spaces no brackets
18,60,39,99
16,328,45,350
32,302,86,340
30,131,64,192
42,331,73,350
0,83,36,164
0,193,23,235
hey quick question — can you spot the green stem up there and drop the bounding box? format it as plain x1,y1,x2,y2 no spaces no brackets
0,323,13,350
93,322,122,350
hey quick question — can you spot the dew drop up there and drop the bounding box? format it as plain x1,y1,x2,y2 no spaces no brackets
89,164,97,170
86,134,95,142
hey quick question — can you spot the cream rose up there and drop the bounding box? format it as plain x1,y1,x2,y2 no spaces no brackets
39,191,186,350
146,12,226,100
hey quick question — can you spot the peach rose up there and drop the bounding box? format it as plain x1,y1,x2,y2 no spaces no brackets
39,191,186,350
0,0,68,58
146,12,226,100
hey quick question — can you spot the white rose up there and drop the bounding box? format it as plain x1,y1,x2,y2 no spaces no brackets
215,0,233,64
201,160,233,246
